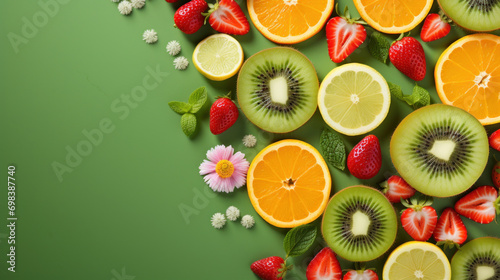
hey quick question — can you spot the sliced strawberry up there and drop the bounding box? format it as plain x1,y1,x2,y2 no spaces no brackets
326,6,366,63
433,208,467,249
489,129,500,151
205,0,249,35
343,269,378,280
455,185,500,224
401,197,437,241
380,175,416,203
420,13,451,42
306,247,342,280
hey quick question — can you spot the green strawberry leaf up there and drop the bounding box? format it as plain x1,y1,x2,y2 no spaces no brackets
180,113,197,137
388,82,430,110
283,224,317,258
368,31,390,64
320,129,346,170
169,101,192,115
188,87,208,114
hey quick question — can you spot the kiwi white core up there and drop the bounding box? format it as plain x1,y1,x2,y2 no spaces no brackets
476,266,494,280
269,76,289,104
428,140,456,161
351,211,370,235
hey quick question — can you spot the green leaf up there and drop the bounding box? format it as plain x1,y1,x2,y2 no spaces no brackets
320,129,346,170
188,87,208,113
368,31,390,64
169,101,192,115
180,113,197,137
283,224,317,258
388,82,430,110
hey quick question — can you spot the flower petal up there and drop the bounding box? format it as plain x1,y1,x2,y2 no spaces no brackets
199,160,217,175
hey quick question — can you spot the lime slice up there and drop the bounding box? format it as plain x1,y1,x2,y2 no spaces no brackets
193,34,244,81
383,241,451,280
318,63,390,136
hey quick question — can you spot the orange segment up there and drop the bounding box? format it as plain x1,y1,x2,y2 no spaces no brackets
435,33,500,125
353,0,433,34
247,139,332,228
247,0,334,44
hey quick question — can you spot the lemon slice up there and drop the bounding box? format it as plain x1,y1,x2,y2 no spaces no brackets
193,34,244,81
383,241,451,280
318,63,390,136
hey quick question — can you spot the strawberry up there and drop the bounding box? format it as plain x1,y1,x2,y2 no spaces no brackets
306,247,342,280
326,5,367,63
251,256,289,280
174,0,208,34
209,96,239,135
493,161,500,189
420,13,451,42
165,0,178,3
343,269,378,280
389,35,426,81
433,208,467,249
455,185,500,224
380,175,416,203
489,129,500,151
203,0,249,35
347,135,382,179
401,197,437,241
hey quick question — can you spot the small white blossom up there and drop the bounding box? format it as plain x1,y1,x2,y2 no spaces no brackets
131,0,145,8
211,213,226,229
242,134,257,148
111,0,120,3
118,1,133,15
166,40,181,56
174,56,189,70
226,206,240,221
241,215,255,229
143,29,158,44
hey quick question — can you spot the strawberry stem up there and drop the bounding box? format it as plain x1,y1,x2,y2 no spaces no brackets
334,3,367,25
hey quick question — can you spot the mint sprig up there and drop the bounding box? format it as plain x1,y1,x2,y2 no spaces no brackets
388,82,430,110
283,224,317,258
368,31,390,64
168,87,208,137
320,129,346,170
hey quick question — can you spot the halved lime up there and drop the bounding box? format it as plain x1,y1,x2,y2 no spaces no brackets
318,63,390,136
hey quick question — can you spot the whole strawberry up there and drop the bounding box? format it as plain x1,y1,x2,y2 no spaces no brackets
209,96,238,135
493,161,500,189
420,12,451,42
174,0,208,34
251,256,288,280
389,35,426,81
347,135,382,179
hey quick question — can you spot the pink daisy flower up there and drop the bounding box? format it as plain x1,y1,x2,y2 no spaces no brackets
199,145,250,193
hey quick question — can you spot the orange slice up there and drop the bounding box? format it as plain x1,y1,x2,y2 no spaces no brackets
353,0,432,34
435,33,500,125
247,139,332,228
247,0,334,44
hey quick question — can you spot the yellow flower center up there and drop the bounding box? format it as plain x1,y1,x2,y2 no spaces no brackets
215,160,234,178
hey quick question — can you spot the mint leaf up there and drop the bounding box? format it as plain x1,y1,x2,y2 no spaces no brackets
169,101,192,115
320,129,346,170
283,224,317,258
388,82,430,110
368,31,390,64
188,87,208,114
180,113,196,137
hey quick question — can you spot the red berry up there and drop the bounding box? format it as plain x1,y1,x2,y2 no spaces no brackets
489,129,500,151
209,97,239,135
326,9,367,63
420,13,451,42
455,185,500,224
306,248,342,280
174,0,208,34
165,0,178,2
433,208,467,247
343,269,378,280
380,175,416,203
389,36,426,81
347,135,382,179
401,197,437,241
206,0,250,35
251,256,286,280
493,161,500,189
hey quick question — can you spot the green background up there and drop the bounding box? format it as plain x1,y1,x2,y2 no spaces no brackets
1,0,499,279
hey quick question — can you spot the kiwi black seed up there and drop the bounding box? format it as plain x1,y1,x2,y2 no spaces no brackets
237,47,318,133
451,237,500,280
438,0,500,31
391,104,488,197
321,185,397,262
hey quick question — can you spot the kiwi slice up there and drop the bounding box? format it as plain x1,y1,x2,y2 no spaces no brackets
391,104,488,197
438,0,500,31
451,237,500,280
321,185,397,262
237,47,318,133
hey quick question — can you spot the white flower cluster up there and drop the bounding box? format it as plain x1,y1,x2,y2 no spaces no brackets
174,56,189,70
241,215,255,229
142,29,158,44
211,213,226,229
242,134,257,148
131,0,145,9
211,206,255,229
167,40,181,56
116,0,145,15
